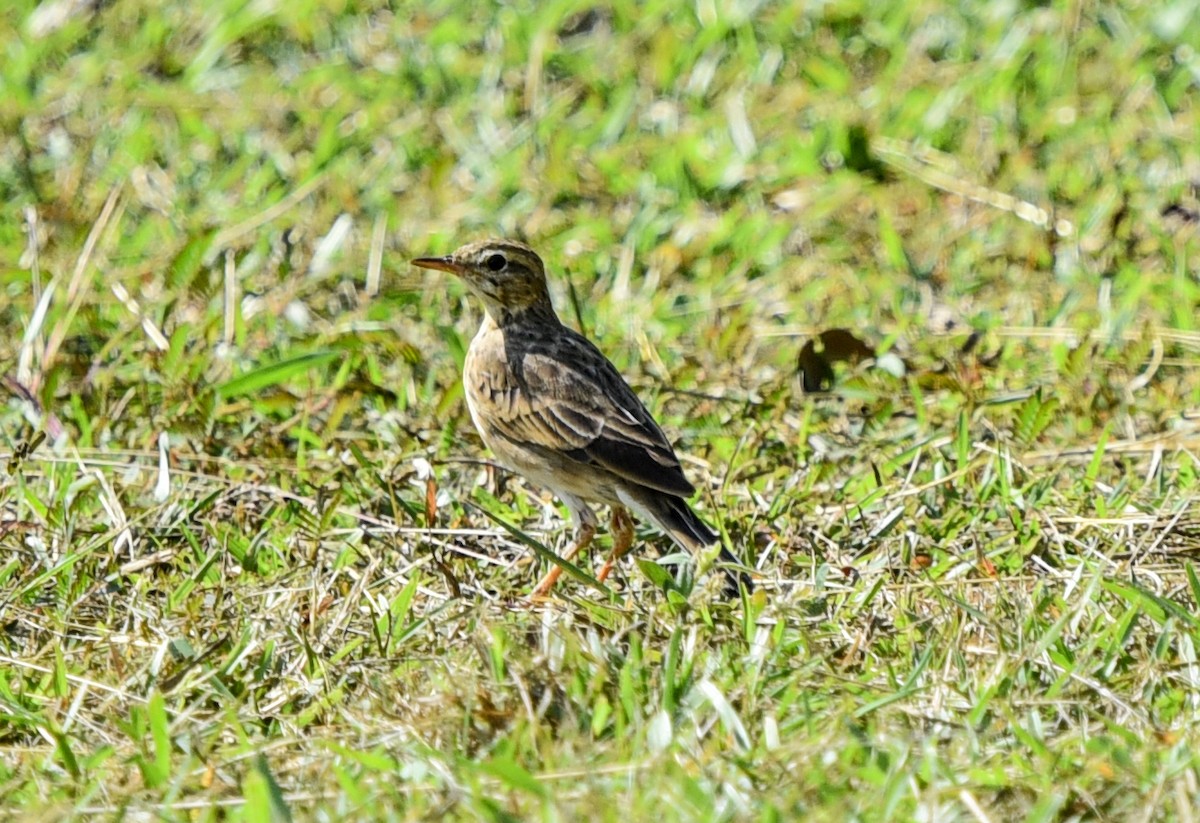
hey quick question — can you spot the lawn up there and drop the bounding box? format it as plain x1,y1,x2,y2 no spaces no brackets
2,0,1200,819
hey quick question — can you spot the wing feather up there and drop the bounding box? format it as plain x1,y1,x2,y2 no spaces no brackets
480,328,696,498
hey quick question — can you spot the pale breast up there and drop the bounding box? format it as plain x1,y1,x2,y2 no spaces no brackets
463,325,511,452
462,322,622,506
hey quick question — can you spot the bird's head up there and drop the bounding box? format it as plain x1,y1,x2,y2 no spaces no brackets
413,239,555,325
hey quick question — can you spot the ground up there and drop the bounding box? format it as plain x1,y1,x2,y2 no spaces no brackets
2,1,1200,820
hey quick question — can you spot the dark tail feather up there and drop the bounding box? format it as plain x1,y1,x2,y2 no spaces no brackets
645,494,754,597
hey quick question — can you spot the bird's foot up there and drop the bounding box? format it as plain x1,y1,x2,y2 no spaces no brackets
595,506,635,584
530,522,596,597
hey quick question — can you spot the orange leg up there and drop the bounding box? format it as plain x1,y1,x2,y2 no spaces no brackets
596,507,635,584
530,521,596,597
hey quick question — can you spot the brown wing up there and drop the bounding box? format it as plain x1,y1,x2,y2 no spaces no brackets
485,328,696,498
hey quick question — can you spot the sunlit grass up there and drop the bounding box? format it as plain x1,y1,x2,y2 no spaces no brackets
2,0,1200,819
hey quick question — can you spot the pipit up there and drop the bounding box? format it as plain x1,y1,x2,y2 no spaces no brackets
413,239,752,597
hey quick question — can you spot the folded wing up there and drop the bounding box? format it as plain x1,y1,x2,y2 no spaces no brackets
485,332,696,498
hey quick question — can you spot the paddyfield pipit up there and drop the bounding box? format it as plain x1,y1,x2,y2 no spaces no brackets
413,239,752,596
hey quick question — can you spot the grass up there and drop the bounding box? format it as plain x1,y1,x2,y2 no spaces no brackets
2,0,1200,819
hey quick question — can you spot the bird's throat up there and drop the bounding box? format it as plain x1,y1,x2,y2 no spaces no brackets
484,299,560,329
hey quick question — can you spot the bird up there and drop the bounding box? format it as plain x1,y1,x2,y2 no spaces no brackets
412,239,752,597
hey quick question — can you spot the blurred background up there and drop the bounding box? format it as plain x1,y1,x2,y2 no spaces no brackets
4,0,1197,453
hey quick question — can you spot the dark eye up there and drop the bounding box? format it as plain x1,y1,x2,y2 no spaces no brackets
485,253,507,272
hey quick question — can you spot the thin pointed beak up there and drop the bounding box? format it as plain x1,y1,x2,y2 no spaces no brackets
412,255,463,274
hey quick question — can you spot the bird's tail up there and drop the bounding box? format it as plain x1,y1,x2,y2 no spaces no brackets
635,492,754,597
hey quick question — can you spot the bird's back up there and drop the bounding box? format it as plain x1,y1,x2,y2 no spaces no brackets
463,314,696,502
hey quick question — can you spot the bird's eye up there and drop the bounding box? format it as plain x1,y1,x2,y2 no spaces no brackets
485,253,507,272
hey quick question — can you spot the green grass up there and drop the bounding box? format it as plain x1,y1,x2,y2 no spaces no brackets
3,0,1200,819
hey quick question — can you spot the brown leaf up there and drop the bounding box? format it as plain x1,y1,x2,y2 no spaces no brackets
435,553,461,598
797,328,875,392
424,476,438,528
